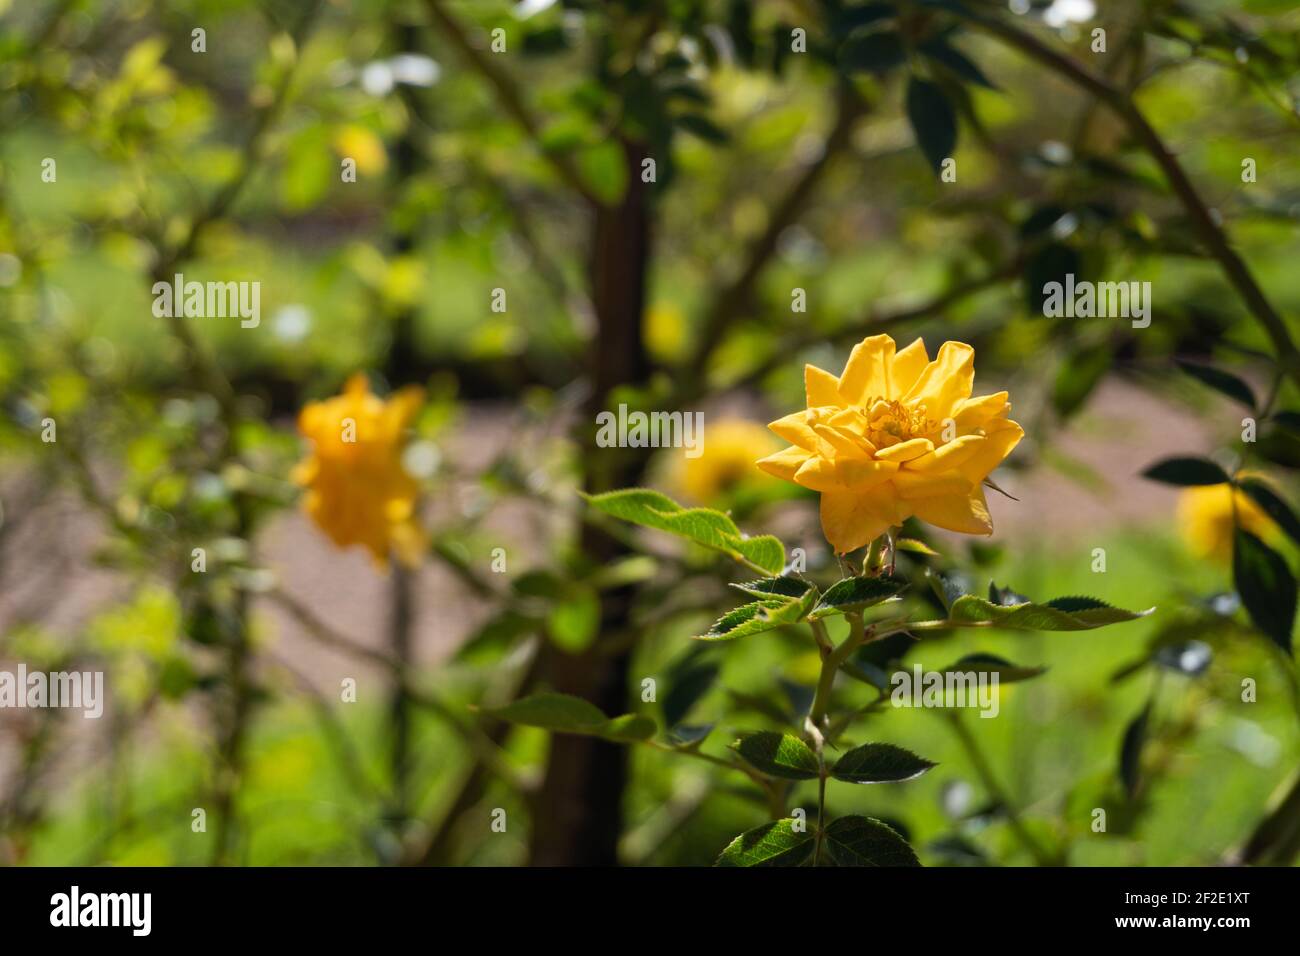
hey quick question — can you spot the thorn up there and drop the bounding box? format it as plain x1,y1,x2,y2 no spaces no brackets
983,476,1019,501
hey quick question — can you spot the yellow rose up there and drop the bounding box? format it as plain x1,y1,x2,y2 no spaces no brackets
671,418,781,504
1177,483,1274,562
756,334,1023,554
333,125,388,175
292,373,425,567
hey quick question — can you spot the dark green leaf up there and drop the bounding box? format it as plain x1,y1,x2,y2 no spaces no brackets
841,31,906,73
663,662,719,727
1141,456,1231,486
715,818,814,866
1025,242,1082,316
730,575,815,601
919,38,998,89
946,652,1048,683
821,816,920,866
1270,410,1300,435
731,731,819,779
1233,529,1296,653
1176,359,1256,409
1119,702,1150,799
809,576,906,620
1238,478,1300,547
676,113,729,144
927,568,969,611
905,77,957,174
831,742,935,784
834,2,897,33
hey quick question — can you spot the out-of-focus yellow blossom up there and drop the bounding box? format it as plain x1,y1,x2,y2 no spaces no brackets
644,301,688,362
333,125,388,175
757,334,1023,554
1177,482,1275,562
671,418,780,504
293,373,425,567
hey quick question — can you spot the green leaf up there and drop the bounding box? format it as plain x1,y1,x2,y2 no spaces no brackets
945,652,1047,683
841,31,907,73
715,819,814,866
730,731,819,780
663,661,719,727
831,743,935,784
730,575,815,601
1238,478,1300,547
821,816,920,866
1176,359,1256,410
665,723,714,748
808,576,906,620
576,140,629,206
600,713,659,743
905,76,957,174
919,38,998,89
584,489,784,574
484,692,655,743
1141,456,1230,486
1119,702,1150,799
696,597,812,641
676,113,729,144
1270,410,1300,435
546,585,600,653
946,594,1152,630
896,537,940,556
1233,529,1296,653
927,568,970,611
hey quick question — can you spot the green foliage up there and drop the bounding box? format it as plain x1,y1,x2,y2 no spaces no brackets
584,489,785,575
731,731,820,780
809,576,906,620
830,743,936,784
485,693,656,743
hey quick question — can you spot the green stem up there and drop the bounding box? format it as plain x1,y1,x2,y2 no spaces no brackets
944,710,1060,866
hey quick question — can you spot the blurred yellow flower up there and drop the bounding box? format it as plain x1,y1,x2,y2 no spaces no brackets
671,418,780,504
757,334,1023,554
333,124,388,175
644,301,687,362
293,373,425,567
1177,482,1275,561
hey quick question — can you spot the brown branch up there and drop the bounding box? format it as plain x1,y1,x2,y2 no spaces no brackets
422,0,601,207
680,85,868,394
726,256,1022,390
964,10,1300,384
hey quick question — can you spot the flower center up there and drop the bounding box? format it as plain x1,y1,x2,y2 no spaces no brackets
863,397,933,448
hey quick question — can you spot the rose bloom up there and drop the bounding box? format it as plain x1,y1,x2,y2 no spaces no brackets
293,373,425,567
671,418,781,504
756,334,1023,553
1177,482,1275,562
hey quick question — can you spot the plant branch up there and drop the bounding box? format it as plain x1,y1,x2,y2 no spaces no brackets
422,0,601,207
964,10,1300,384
